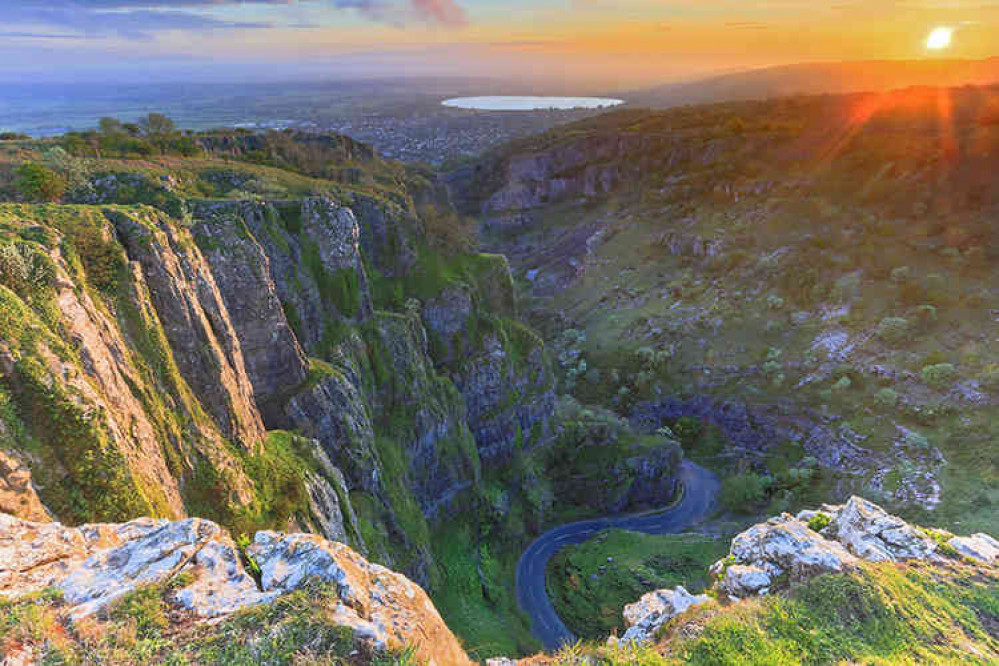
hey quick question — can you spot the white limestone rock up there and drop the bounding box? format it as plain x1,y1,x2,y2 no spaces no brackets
248,531,472,665
948,533,999,565
620,585,711,644
824,497,937,562
60,518,272,619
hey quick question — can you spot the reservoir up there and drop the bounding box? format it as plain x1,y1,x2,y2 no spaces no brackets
442,96,624,111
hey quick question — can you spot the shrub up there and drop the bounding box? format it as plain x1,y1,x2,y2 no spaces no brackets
831,376,852,392
721,473,771,512
807,513,831,533
876,317,912,346
874,388,899,410
921,363,957,390
13,163,66,202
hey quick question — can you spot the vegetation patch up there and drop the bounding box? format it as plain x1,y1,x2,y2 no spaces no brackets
546,530,729,640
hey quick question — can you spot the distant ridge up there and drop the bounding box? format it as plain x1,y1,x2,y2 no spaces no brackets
631,57,999,107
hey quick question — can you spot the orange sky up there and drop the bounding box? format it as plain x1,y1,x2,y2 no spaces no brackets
4,1,998,87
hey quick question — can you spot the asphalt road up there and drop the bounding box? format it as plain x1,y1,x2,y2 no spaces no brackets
515,460,721,651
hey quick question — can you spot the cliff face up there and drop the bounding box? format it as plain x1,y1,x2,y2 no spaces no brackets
0,175,559,586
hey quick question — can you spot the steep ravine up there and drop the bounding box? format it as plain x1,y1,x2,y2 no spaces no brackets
0,191,559,589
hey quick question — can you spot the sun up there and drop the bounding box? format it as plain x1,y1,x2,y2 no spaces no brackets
926,27,954,51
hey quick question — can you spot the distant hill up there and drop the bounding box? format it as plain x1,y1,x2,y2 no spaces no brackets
631,58,999,107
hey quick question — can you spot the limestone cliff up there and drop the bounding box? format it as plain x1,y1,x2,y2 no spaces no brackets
0,512,472,666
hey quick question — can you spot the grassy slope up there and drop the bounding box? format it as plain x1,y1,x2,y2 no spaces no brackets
546,530,730,639
548,561,999,666
483,87,999,537
0,582,416,665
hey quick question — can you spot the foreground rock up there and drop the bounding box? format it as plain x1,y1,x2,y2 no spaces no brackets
711,514,859,599
710,497,997,599
821,496,937,562
949,533,999,565
616,586,712,644
0,513,471,665
249,532,471,665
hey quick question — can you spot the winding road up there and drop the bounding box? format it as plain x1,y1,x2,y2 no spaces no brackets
515,460,721,650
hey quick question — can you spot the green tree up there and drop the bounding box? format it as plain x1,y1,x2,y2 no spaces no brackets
721,472,771,512
13,163,66,202
99,117,123,135
140,113,176,137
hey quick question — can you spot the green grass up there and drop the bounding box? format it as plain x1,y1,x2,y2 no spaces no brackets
553,562,999,665
0,582,417,665
546,530,730,639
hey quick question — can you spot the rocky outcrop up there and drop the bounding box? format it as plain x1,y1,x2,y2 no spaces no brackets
284,367,379,494
59,517,272,619
189,201,309,420
366,312,480,517
0,451,50,522
707,497,991,599
711,514,859,598
50,245,188,517
949,533,999,565
0,512,470,666
238,198,372,353
249,532,472,665
819,496,937,562
617,586,712,644
110,208,266,449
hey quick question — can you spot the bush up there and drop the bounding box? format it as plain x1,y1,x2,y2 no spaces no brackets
13,163,66,202
721,473,771,512
807,513,831,533
921,363,958,390
874,388,899,410
876,317,912,347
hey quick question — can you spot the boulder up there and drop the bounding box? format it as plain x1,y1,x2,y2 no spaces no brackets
718,565,774,598
60,518,273,619
710,514,859,598
823,497,937,562
619,585,711,644
949,533,999,565
0,514,165,599
248,531,473,666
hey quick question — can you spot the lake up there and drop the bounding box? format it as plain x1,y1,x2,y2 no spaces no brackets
441,96,624,111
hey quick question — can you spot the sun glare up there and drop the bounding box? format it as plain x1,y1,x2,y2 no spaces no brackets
926,27,954,51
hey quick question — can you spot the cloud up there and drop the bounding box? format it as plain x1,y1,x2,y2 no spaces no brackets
411,0,468,26
3,0,468,38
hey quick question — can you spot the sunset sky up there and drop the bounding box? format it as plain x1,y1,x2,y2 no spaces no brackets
4,1,998,88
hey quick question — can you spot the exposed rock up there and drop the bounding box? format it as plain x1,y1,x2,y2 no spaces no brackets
0,513,471,665
303,441,363,550
0,513,163,599
822,496,937,562
711,514,859,598
301,197,373,319
619,585,711,644
110,208,266,449
284,368,379,495
718,565,774,598
50,246,187,517
189,201,309,420
0,451,50,522
948,533,999,565
248,531,473,665
455,332,556,464
60,518,273,619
